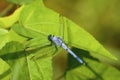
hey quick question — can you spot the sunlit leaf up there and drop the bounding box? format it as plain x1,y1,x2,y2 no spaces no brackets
12,24,46,39
0,28,9,49
0,41,30,80
0,0,119,80
66,58,120,80
7,0,33,5
0,58,11,80
8,29,26,43
0,41,53,80
0,27,25,50
18,0,116,60
66,18,117,60
0,6,24,28
66,48,120,80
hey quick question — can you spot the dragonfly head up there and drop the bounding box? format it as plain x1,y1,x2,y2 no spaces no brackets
48,34,52,41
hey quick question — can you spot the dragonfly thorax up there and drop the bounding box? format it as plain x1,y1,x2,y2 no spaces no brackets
48,34,63,46
52,37,63,46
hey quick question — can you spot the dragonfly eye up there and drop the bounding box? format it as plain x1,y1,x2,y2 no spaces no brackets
48,34,52,41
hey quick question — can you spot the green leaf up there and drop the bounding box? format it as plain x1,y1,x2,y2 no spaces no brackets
26,53,53,80
7,0,33,5
12,24,46,39
0,28,8,35
8,29,26,43
17,0,116,61
0,40,53,80
0,0,118,80
0,41,30,80
19,0,60,36
66,48,120,80
0,27,25,50
0,28,9,49
0,58,11,80
66,18,117,60
0,0,119,80
66,57,120,80
0,6,24,28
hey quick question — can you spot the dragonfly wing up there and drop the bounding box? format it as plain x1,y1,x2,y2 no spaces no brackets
12,23,47,39
59,16,69,43
26,37,50,49
29,44,56,61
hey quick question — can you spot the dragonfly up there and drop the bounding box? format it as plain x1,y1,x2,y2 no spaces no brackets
48,34,83,64
12,16,84,64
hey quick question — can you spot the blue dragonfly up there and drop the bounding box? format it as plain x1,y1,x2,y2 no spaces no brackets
12,16,84,64
48,34,83,64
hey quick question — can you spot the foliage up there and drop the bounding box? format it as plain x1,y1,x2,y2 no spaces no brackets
0,0,119,80
7,0,33,5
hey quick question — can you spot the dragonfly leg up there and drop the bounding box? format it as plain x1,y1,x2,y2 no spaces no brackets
52,44,58,55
